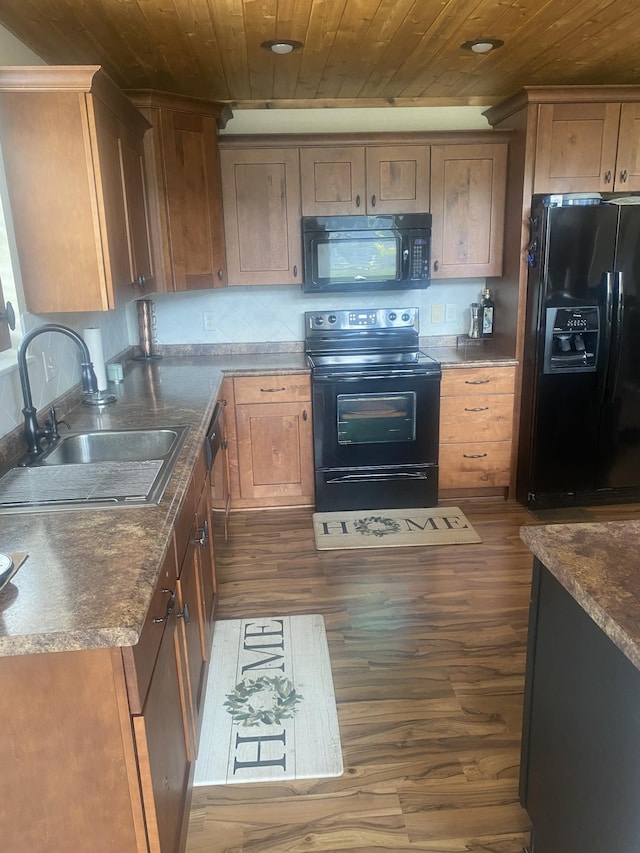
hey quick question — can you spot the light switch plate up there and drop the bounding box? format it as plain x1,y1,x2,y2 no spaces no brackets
431,304,444,324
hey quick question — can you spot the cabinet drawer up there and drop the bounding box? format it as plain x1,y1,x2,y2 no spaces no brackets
439,394,513,443
122,546,178,714
233,374,311,404
439,441,512,489
441,366,516,397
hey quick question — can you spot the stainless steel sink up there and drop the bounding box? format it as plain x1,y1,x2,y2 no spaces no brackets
42,427,183,465
0,425,190,513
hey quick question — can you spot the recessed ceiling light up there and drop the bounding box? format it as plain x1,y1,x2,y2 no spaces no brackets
261,40,304,55
460,38,504,54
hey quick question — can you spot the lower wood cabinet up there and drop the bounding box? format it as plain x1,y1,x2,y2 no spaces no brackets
0,449,218,853
439,366,516,494
226,373,314,508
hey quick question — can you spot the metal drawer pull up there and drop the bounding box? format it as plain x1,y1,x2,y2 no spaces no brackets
464,406,489,412
261,386,286,393
152,588,176,623
463,453,488,459
465,379,490,384
303,409,308,421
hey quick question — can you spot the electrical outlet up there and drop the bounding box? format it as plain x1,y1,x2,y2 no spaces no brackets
42,349,57,382
445,304,457,323
202,311,216,331
431,303,444,324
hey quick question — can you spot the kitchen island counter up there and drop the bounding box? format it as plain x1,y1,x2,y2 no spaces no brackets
520,520,640,670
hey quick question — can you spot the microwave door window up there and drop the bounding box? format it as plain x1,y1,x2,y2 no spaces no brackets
317,234,399,283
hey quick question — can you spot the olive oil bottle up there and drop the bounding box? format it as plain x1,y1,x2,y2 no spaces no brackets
480,287,494,338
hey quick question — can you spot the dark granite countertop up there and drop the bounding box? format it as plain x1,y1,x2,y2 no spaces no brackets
0,346,519,658
520,521,640,671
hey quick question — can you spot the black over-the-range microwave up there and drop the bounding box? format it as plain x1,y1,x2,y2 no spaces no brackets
301,213,431,293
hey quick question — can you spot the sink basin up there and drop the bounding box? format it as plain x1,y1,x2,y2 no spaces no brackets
0,425,190,513
42,427,183,465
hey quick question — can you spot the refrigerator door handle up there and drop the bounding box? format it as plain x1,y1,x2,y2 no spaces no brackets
605,271,624,404
599,272,615,405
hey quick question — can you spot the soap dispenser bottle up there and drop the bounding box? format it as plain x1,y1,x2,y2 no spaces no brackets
480,287,494,338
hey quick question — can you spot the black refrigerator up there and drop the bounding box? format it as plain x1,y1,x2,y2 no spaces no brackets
517,195,640,509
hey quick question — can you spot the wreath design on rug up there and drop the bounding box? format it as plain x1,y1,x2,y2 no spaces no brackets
224,676,303,727
353,515,402,537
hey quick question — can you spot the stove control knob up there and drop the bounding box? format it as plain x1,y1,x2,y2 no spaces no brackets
328,314,337,324
388,312,397,322
401,312,411,322
314,315,324,325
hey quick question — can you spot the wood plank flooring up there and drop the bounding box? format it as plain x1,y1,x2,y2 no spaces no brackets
186,498,640,853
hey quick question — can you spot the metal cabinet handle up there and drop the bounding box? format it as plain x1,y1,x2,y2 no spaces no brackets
463,453,488,459
356,194,361,207
193,519,209,547
464,406,489,412
176,603,191,625
293,265,298,278
152,588,176,623
433,259,439,272
371,194,376,207
604,170,612,184
620,169,628,183
303,409,308,421
260,386,286,393
465,379,490,385
133,274,146,289
217,268,224,280
0,300,15,330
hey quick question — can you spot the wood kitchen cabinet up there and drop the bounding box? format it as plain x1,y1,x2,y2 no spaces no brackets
439,366,515,495
219,147,302,285
430,143,507,279
300,144,430,215
226,374,314,508
129,91,228,291
534,101,640,194
0,66,154,312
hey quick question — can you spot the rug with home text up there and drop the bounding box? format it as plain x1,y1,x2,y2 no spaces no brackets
313,506,481,550
194,614,343,785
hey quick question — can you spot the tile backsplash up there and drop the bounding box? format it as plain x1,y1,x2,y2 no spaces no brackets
0,279,485,444
151,281,484,344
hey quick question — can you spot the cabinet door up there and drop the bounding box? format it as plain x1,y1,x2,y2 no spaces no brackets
365,145,430,213
614,102,640,191
430,143,507,278
133,618,191,853
235,401,314,504
195,474,217,631
91,96,154,306
534,102,621,193
177,536,208,753
160,109,226,290
300,146,366,215
220,147,302,285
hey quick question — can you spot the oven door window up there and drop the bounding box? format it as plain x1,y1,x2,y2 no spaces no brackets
337,392,416,445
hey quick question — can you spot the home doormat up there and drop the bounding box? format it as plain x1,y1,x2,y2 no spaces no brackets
313,506,481,550
194,614,343,785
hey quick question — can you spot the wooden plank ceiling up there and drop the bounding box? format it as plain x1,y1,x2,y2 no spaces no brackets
0,0,639,107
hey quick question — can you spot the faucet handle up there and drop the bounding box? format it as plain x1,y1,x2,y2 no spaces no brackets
45,406,70,441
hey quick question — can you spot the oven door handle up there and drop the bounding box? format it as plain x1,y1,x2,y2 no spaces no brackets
326,471,428,483
315,371,436,381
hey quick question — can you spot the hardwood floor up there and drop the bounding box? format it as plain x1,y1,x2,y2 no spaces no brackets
186,498,640,853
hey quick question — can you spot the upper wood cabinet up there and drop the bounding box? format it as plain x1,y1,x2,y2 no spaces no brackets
300,144,430,215
0,66,154,312
534,101,640,193
430,143,507,279
219,147,302,285
129,91,228,291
